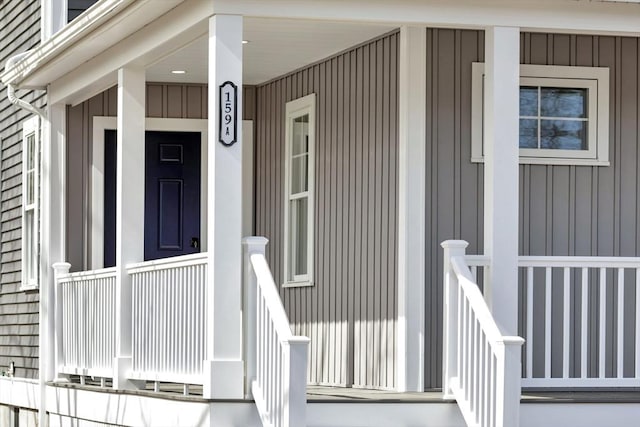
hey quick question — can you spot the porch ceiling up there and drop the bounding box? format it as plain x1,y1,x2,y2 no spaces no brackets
146,18,397,85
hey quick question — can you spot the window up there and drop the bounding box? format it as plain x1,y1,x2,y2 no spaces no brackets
283,94,315,287
21,117,40,290
471,63,609,166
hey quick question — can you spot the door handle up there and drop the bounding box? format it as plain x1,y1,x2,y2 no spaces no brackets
191,237,200,249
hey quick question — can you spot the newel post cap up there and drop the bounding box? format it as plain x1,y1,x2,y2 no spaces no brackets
440,240,469,250
52,262,71,274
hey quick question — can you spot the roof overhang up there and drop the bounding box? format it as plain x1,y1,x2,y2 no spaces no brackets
0,0,192,90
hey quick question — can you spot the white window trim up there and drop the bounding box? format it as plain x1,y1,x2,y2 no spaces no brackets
21,116,40,291
283,93,315,288
471,63,610,166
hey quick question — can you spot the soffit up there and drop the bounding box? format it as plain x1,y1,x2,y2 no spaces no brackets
146,18,396,85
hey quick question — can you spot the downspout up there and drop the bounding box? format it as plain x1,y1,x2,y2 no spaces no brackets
5,50,46,119
5,50,47,427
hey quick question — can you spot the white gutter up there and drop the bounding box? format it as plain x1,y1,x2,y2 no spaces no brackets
5,51,46,119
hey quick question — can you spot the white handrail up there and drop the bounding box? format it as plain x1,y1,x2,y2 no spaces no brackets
442,240,524,427
127,253,207,387
53,264,117,378
519,257,640,388
243,237,309,427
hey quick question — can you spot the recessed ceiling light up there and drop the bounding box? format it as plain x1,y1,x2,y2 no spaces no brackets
242,40,249,44
171,70,187,74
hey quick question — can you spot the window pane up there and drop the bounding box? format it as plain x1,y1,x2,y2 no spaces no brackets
26,171,34,205
27,134,36,170
25,210,34,282
290,197,308,277
519,119,538,148
540,120,587,150
291,154,308,194
540,88,587,118
292,114,309,155
520,87,538,117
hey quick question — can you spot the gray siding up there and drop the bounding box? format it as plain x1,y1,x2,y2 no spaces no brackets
255,32,399,389
518,33,640,381
424,29,640,389
66,84,255,270
424,28,485,390
0,0,44,379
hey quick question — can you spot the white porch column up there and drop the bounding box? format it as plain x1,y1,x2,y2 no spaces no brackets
483,27,520,336
41,103,67,383
397,26,427,392
113,66,146,389
39,102,67,427
203,14,244,399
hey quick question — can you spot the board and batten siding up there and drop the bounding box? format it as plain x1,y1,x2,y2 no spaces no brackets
0,0,45,379
424,29,640,389
66,84,256,271
255,32,399,389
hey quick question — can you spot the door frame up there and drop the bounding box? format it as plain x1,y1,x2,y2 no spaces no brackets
91,117,208,269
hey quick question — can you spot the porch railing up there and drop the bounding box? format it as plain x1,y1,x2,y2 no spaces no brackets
127,253,207,387
520,256,640,387
243,237,309,427
442,241,524,427
54,265,117,378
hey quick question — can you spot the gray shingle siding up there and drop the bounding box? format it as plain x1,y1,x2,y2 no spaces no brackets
0,0,45,379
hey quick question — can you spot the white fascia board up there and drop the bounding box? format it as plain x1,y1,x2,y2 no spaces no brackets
2,0,137,87
1,0,189,90
48,0,211,105
214,0,640,36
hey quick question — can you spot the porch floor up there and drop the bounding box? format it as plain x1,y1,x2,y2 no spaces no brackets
52,380,640,404
308,385,640,404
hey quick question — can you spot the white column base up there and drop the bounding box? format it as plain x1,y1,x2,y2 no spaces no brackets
113,357,144,390
202,359,244,399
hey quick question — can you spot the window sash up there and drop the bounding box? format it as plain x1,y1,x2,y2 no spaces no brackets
21,117,40,290
283,94,315,287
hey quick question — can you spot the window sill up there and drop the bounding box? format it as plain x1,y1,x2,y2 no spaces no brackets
282,280,314,289
20,284,39,292
471,157,610,167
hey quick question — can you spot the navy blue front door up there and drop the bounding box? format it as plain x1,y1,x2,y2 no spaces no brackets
144,131,201,261
103,130,201,266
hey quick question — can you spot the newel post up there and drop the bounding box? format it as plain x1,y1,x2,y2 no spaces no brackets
242,236,268,398
52,262,71,382
495,336,525,427
283,336,310,427
441,240,468,399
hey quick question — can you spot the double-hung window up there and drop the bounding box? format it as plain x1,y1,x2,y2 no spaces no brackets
471,63,609,166
283,94,315,287
21,116,40,290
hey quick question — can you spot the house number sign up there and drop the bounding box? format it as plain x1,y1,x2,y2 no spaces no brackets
219,81,238,146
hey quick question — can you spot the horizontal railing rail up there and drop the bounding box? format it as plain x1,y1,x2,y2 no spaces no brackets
244,237,309,427
519,256,640,388
443,241,524,427
128,253,207,387
55,265,117,378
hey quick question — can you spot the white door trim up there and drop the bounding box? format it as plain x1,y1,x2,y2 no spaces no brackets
91,117,209,270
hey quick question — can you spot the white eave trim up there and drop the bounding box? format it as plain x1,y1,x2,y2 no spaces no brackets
1,0,139,88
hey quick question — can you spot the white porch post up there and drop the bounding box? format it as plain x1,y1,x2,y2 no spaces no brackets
41,103,67,383
39,102,67,427
483,27,520,336
203,14,244,399
113,66,146,389
397,26,427,392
